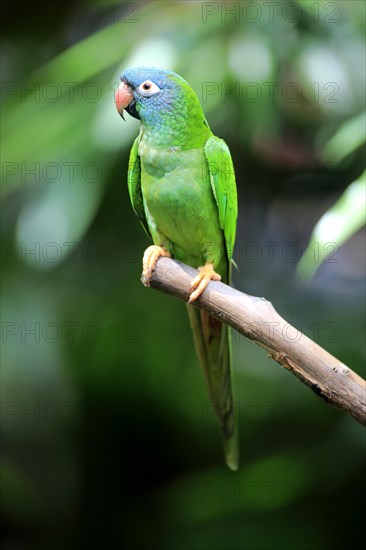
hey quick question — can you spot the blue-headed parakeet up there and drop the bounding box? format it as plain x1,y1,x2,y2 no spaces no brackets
115,67,239,470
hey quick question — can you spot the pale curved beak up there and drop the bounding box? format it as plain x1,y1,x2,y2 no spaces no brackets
115,81,134,119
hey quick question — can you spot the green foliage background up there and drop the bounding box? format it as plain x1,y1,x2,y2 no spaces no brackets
1,1,365,549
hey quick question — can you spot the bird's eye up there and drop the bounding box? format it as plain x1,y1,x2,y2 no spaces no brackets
138,80,160,96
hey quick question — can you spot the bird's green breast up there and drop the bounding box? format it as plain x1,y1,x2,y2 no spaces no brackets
138,139,226,273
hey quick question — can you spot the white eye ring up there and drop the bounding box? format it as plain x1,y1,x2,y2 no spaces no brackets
138,80,160,96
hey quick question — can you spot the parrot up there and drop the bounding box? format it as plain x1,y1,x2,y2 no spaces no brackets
115,66,239,470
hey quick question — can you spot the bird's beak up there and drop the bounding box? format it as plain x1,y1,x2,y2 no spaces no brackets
115,81,134,120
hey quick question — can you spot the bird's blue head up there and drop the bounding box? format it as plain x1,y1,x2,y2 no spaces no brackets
115,66,208,138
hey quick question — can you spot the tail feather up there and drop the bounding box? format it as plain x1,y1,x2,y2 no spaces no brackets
186,305,239,470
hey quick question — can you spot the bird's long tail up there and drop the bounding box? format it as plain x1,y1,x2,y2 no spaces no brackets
186,305,239,470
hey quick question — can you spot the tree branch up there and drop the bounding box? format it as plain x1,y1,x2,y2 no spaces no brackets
143,257,366,426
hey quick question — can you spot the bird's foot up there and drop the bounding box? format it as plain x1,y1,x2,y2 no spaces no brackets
188,263,221,303
142,245,170,287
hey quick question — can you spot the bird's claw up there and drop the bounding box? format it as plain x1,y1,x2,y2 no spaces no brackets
142,245,170,286
188,263,221,303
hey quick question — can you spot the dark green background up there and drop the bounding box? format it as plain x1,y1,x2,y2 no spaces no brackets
1,1,365,549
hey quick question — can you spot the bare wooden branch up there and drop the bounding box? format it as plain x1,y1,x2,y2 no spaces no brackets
142,257,366,425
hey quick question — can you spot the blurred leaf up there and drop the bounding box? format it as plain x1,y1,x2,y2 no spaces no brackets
15,179,103,269
296,170,365,282
320,110,366,163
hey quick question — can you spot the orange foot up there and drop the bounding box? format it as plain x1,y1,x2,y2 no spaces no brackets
142,245,170,287
188,263,221,303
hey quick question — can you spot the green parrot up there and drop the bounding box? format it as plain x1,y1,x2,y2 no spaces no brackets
115,66,239,470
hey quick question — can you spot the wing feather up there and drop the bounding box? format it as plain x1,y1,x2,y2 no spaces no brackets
127,136,150,237
204,136,238,263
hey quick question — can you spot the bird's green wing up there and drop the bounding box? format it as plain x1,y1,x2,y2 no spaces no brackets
128,136,150,237
197,136,239,470
204,136,238,266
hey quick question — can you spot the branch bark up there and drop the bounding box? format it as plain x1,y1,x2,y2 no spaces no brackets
143,257,366,426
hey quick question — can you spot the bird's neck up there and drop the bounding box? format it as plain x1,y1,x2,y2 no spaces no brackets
141,124,210,150
139,105,212,150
